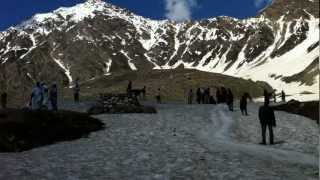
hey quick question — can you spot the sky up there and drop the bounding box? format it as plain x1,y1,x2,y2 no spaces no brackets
0,0,272,31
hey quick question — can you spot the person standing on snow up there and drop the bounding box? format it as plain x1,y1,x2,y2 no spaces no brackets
41,83,49,108
264,89,272,104
49,84,58,111
216,88,221,104
142,86,147,100
281,90,286,102
73,79,80,103
127,81,132,97
273,90,277,103
1,91,7,109
31,82,43,110
187,89,194,104
240,92,251,116
209,96,216,104
226,88,234,111
258,100,276,145
204,88,210,104
200,88,205,104
221,87,227,103
156,88,162,104
196,88,201,104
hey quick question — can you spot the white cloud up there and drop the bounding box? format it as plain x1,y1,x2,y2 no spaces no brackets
164,0,198,21
254,0,272,8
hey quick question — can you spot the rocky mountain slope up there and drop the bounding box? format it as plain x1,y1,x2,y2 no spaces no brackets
0,0,319,101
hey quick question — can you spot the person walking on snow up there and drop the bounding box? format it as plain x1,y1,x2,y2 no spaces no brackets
258,100,276,145
240,92,251,116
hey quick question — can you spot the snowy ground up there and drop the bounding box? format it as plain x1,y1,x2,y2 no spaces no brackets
0,102,318,180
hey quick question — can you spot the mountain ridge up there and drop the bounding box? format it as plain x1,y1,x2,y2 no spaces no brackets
0,0,319,101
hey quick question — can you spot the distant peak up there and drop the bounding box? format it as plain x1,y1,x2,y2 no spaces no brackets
86,0,104,3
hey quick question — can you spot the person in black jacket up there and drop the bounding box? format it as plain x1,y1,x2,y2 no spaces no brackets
240,92,251,116
73,79,80,103
49,84,58,111
226,89,234,111
204,88,210,104
156,88,162,104
264,89,273,104
221,87,227,103
127,81,132,96
1,91,7,109
142,86,147,100
259,100,276,145
281,90,286,102
216,88,221,104
196,88,201,104
209,96,216,104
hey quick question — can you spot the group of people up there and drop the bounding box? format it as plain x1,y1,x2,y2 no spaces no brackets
0,79,81,111
187,87,235,111
266,89,286,103
186,87,283,146
30,82,58,111
30,78,80,111
0,76,293,147
194,88,216,104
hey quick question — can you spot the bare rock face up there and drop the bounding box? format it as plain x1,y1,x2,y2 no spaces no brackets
272,100,319,122
0,0,319,101
260,0,320,20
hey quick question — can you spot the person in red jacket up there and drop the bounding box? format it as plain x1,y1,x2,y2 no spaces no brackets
259,100,276,145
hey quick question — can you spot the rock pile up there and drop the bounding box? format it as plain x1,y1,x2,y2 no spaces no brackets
88,93,157,114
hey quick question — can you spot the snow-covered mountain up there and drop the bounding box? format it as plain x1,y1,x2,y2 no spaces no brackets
0,0,319,101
